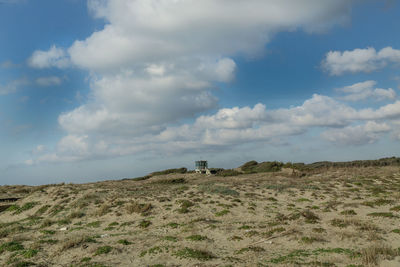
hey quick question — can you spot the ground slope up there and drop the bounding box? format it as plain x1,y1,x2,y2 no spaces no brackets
1,166,400,266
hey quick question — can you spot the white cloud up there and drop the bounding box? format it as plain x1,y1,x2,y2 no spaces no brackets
28,45,70,69
0,78,29,95
32,92,400,164
322,46,400,75
29,0,372,163
68,0,353,72
35,76,63,87
337,80,397,101
321,121,391,146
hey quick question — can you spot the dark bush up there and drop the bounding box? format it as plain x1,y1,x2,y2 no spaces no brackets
151,167,187,176
215,169,241,177
241,160,258,172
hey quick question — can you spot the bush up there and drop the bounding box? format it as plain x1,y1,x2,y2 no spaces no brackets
215,169,241,177
94,246,112,255
241,160,258,172
125,202,153,215
241,161,283,173
151,168,187,176
199,184,239,196
152,178,186,185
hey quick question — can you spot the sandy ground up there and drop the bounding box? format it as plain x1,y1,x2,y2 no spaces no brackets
1,166,400,266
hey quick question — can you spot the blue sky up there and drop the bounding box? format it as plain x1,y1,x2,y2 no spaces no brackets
1,0,400,185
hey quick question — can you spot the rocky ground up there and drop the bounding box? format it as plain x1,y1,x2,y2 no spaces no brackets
1,165,400,266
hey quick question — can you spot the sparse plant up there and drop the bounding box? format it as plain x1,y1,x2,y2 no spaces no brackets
125,202,153,215
186,235,208,241
94,246,112,256
139,220,151,228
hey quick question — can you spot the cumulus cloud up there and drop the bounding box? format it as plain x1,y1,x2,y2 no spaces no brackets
35,76,63,87
67,0,353,72
321,121,391,146
29,93,400,164
337,80,397,101
322,46,400,75
28,0,370,164
28,45,70,69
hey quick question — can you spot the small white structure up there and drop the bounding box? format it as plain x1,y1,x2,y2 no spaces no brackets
195,160,210,174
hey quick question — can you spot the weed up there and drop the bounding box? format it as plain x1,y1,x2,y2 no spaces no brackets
7,202,38,215
186,235,208,241
153,178,186,184
139,220,151,228
331,218,350,228
296,198,312,203
215,209,230,217
263,227,286,237
389,205,400,212
340,210,357,216
163,236,178,242
236,246,265,254
229,236,243,241
95,204,111,216
94,246,112,256
177,199,194,214
199,184,239,196
367,212,397,218
117,239,131,245
301,210,320,223
0,241,24,253
35,205,51,216
68,211,85,219
22,249,38,258
362,198,393,207
300,236,325,244
216,169,242,177
166,222,180,228
151,167,187,176
125,202,153,215
361,244,399,265
61,235,96,251
87,221,102,228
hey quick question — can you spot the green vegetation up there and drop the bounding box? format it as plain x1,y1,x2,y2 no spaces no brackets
87,221,102,228
139,220,151,228
7,202,38,215
177,200,194,214
186,235,208,241
125,202,153,215
270,248,358,264
117,239,131,245
152,178,186,184
215,169,242,177
215,209,230,217
94,246,112,256
340,210,357,216
236,246,265,254
0,241,24,253
151,167,187,176
198,184,239,196
163,236,178,242
241,161,284,173
367,212,397,218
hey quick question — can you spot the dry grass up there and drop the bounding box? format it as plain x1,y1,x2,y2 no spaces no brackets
1,165,400,266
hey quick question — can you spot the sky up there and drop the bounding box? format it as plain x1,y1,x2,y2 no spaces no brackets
1,0,400,185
